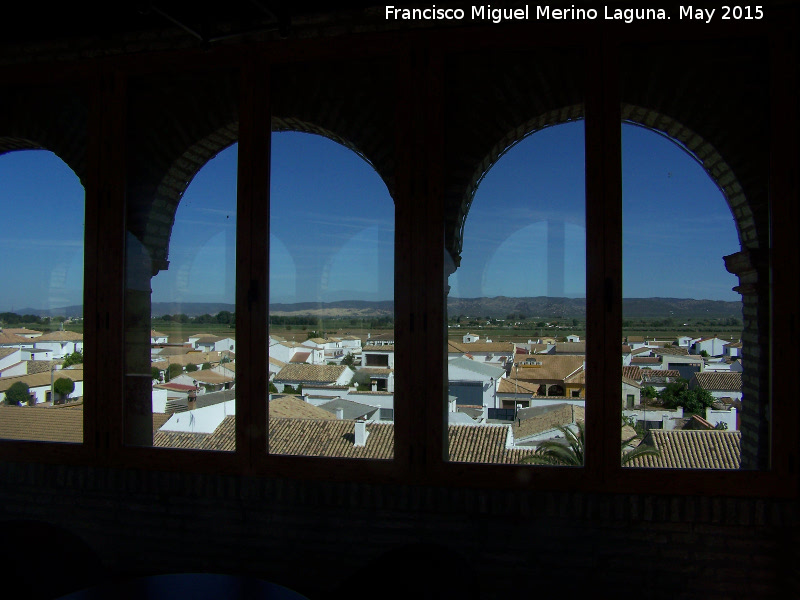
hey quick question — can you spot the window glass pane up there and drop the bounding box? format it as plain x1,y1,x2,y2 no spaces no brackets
268,59,395,459
444,49,586,466
125,70,239,450
620,39,769,469
0,85,87,444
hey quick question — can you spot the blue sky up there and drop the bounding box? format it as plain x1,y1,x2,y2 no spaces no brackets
0,123,740,313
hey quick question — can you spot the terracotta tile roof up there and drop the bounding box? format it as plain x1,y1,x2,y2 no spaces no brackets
360,367,393,375
0,368,83,392
26,360,62,375
269,396,336,420
691,371,742,392
289,351,311,363
511,355,584,382
512,404,585,440
274,363,350,384
269,357,287,367
269,418,395,458
0,404,83,443
153,430,210,450
363,344,394,352
641,370,682,383
5,328,42,336
35,331,83,342
0,331,33,345
153,347,192,356
448,341,515,354
621,376,640,388
448,425,534,464
0,347,19,359
625,430,741,469
554,342,586,354
151,351,224,367
190,371,234,385
622,366,642,381
631,357,660,364
154,414,537,463
151,330,167,338
497,378,539,394
621,344,632,353
652,346,690,356
564,367,585,384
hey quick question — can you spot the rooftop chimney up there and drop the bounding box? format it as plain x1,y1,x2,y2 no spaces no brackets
336,407,344,420
354,420,368,447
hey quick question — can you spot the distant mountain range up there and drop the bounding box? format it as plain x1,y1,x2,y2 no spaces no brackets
10,297,742,320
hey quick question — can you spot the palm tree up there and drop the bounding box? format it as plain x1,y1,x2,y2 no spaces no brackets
520,421,661,466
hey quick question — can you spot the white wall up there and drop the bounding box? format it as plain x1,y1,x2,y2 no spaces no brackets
706,407,737,431
152,388,169,413
161,400,236,434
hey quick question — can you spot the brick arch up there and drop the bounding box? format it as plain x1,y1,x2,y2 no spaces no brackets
134,123,240,276
450,105,757,267
0,89,88,186
139,117,390,279
451,105,584,266
621,105,755,250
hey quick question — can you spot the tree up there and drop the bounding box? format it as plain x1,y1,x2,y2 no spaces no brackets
62,351,83,368
201,362,212,370
341,353,356,368
699,349,710,358
185,363,198,373
167,363,184,380
641,385,657,400
520,421,661,466
151,367,162,381
53,377,75,401
351,369,372,389
659,379,714,415
5,382,30,406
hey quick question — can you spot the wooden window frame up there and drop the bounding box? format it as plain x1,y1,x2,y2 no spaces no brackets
0,15,796,498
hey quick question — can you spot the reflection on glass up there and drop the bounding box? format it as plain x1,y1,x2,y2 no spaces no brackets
268,132,395,459
0,150,85,443
621,123,743,469
123,70,239,450
145,146,238,451
446,122,586,466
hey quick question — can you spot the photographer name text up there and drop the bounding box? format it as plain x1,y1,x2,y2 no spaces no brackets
384,5,764,24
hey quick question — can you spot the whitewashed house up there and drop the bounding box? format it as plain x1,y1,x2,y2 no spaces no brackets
723,341,743,359
689,371,743,401
448,356,505,409
188,335,236,353
0,368,84,404
33,331,83,359
0,330,34,349
151,330,169,345
0,347,23,374
362,345,395,369
272,364,354,393
462,332,480,344
691,337,729,357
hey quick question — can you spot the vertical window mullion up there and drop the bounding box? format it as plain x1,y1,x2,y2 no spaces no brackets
768,20,798,478
237,56,270,468
90,69,127,463
584,34,622,484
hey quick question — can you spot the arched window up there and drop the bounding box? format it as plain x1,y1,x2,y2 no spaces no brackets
0,149,85,439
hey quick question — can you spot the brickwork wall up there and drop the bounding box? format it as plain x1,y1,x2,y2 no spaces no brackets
0,460,796,599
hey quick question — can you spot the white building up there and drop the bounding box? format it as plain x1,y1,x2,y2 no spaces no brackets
448,356,505,409
33,331,83,359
